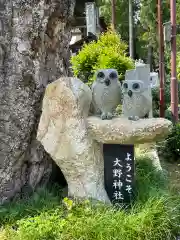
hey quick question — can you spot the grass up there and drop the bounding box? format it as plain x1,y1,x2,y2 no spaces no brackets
0,185,63,227
0,157,180,240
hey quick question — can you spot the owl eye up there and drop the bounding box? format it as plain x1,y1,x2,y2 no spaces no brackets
132,83,140,90
109,72,117,79
123,82,128,89
97,72,105,79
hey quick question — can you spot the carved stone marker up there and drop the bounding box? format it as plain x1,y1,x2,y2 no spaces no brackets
37,77,172,203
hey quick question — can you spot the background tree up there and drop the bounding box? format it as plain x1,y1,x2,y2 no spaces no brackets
0,0,77,204
97,0,172,68
139,0,170,67
97,0,135,42
97,0,144,59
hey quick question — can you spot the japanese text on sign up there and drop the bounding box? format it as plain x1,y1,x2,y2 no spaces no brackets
112,153,132,201
103,144,135,205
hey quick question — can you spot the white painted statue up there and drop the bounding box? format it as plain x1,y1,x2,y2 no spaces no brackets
122,64,152,120
92,69,122,120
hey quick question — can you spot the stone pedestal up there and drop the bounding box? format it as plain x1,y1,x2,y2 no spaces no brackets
37,77,172,202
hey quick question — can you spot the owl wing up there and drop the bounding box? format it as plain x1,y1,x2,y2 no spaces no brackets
106,81,122,103
91,81,103,114
100,83,122,113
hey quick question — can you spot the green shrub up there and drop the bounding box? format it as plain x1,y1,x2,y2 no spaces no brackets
167,122,180,159
158,123,180,161
70,30,134,85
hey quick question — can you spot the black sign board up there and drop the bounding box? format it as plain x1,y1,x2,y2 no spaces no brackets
103,144,135,206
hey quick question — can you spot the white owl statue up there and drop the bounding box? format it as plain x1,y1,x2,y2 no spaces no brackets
92,69,122,120
122,64,152,120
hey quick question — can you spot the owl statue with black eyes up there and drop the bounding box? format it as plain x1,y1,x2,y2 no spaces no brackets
92,69,122,120
122,64,153,120
122,80,152,120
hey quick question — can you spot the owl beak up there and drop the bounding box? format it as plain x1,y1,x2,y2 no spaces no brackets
105,79,110,86
128,90,133,97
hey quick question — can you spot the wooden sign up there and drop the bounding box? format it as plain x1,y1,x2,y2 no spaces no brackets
103,144,135,205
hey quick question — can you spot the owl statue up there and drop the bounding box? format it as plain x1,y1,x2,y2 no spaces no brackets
92,69,122,120
122,80,152,120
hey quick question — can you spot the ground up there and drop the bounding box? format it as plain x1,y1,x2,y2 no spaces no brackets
0,156,180,240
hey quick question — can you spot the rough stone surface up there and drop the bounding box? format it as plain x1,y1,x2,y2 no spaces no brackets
37,77,110,203
38,77,172,202
87,116,172,171
0,0,75,204
87,116,172,144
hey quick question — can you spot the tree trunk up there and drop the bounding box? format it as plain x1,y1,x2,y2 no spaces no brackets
0,0,75,204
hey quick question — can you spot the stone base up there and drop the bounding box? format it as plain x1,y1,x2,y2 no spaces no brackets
37,78,172,202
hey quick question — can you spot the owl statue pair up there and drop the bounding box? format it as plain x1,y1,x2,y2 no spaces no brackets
92,68,152,120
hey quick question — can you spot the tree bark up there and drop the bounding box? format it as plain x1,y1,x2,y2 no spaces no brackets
0,0,75,204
